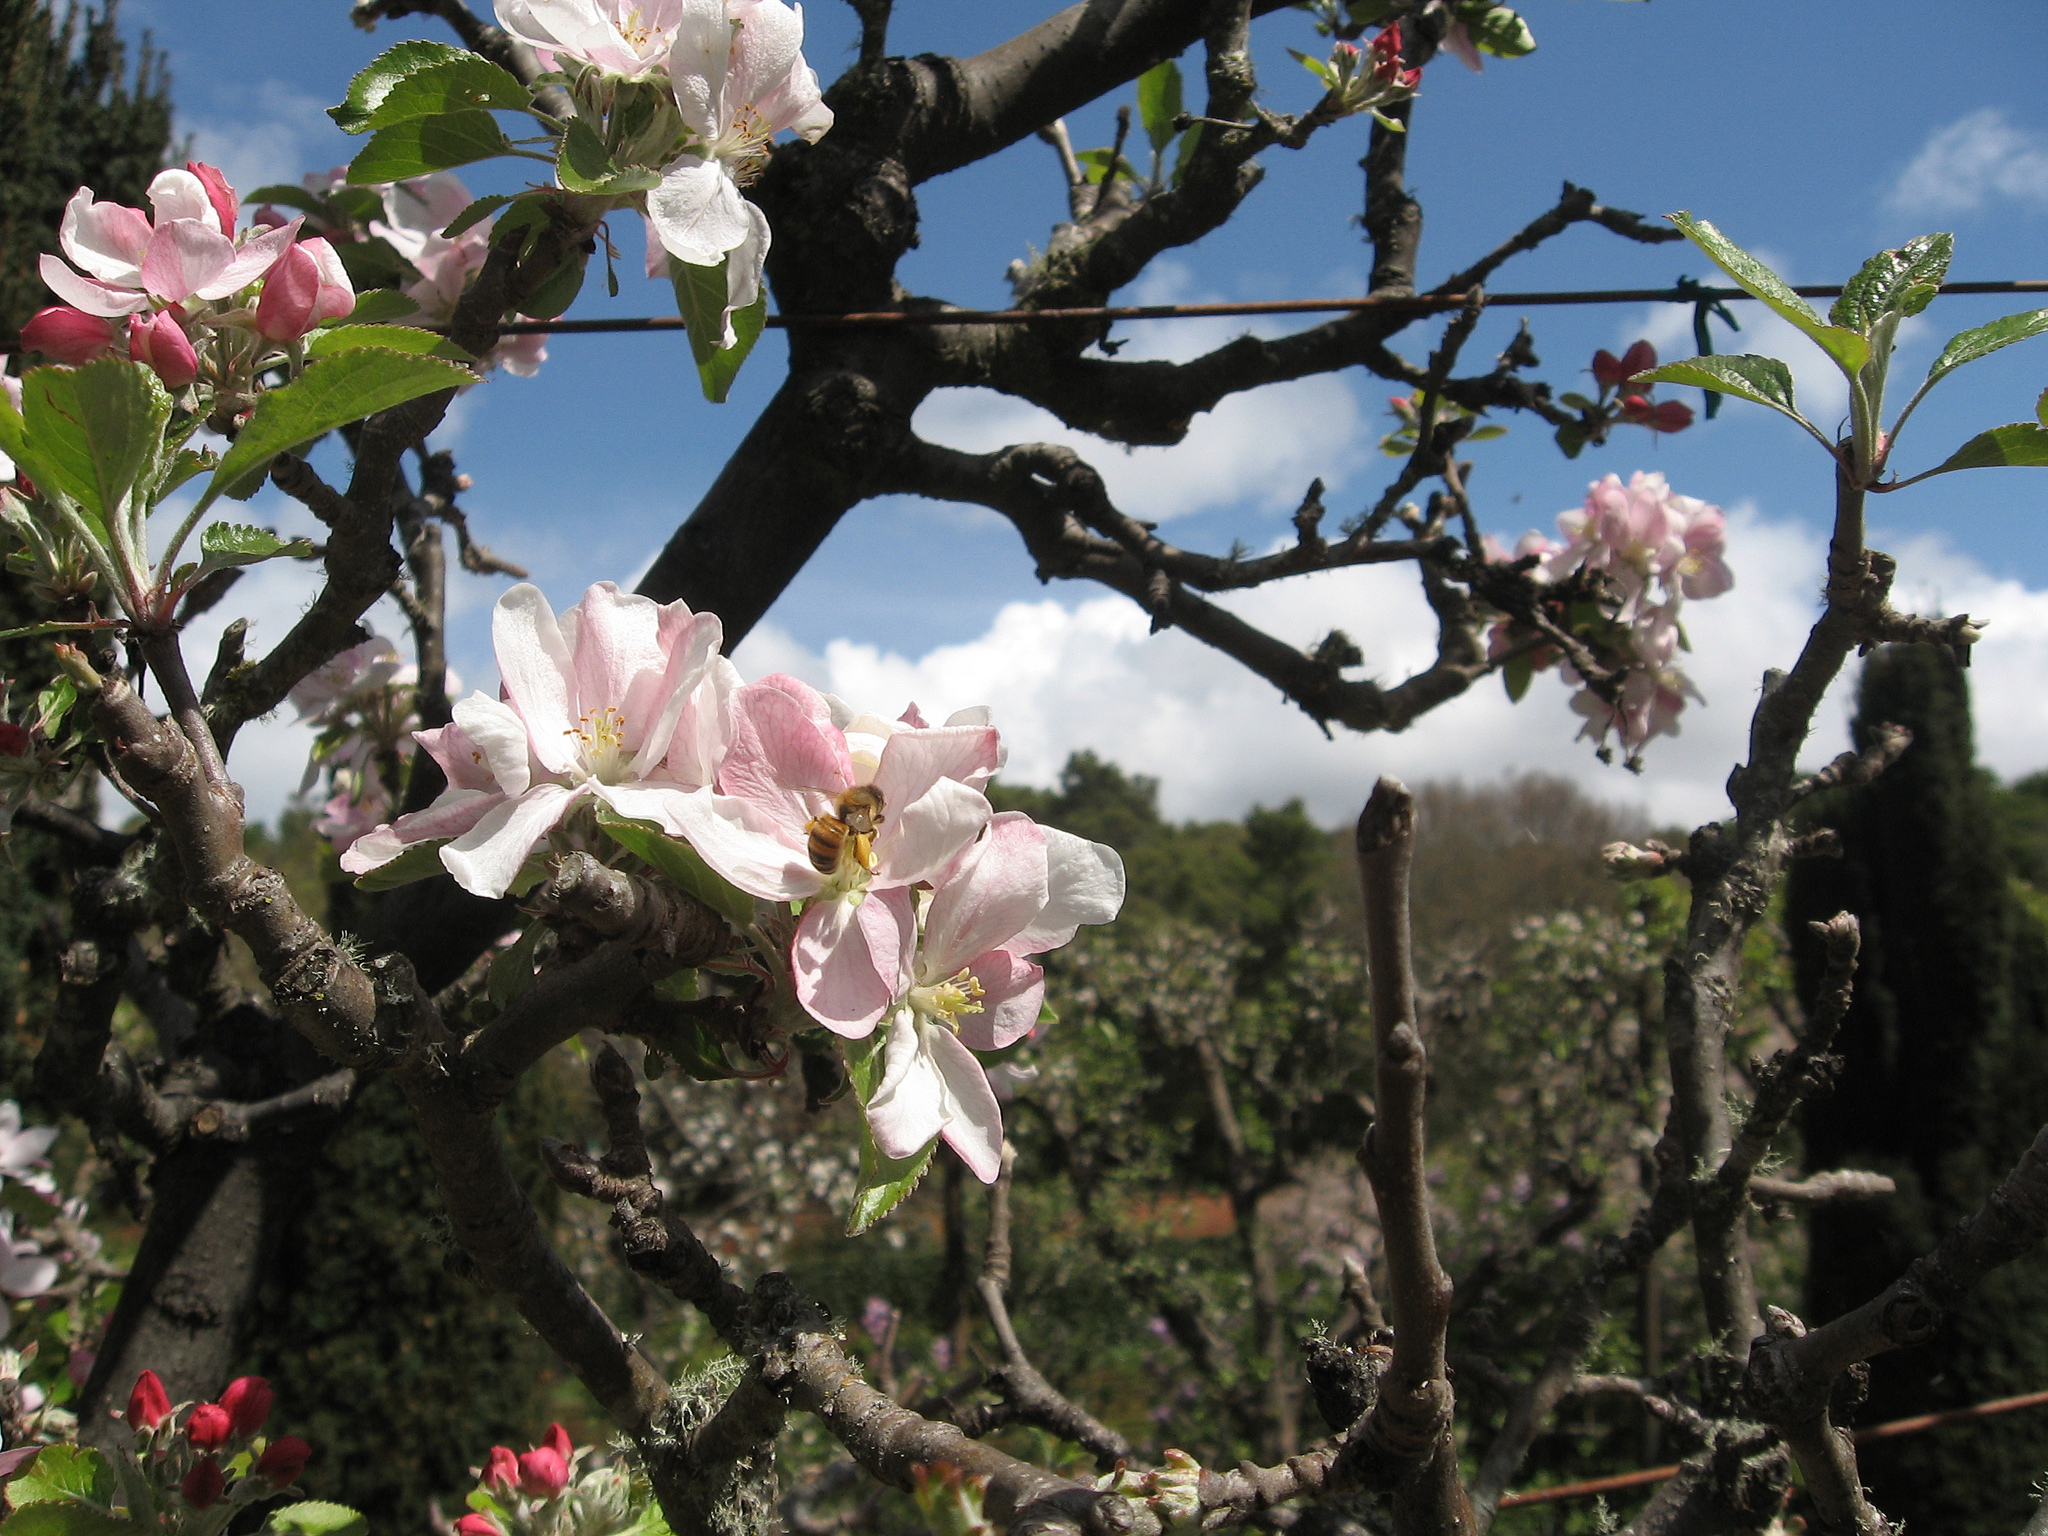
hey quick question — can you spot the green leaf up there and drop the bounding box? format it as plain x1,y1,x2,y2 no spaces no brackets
1168,123,1201,189
1466,5,1536,56
696,292,765,404
0,1504,145,1536
21,358,171,528
330,53,530,134
1668,212,1869,378
487,921,542,1010
1074,147,1142,186
1288,47,1337,88
519,250,588,321
6,1447,113,1507
35,676,77,737
2037,384,2048,428
304,325,472,362
1502,651,1534,703
331,41,482,132
1922,307,2048,391
201,348,476,514
194,522,316,578
352,839,450,891
0,620,119,642
242,185,331,216
265,1501,370,1536
1911,422,2048,479
1829,233,1952,332
334,288,421,326
1634,354,1811,427
594,807,755,926
1553,420,1588,459
557,118,662,195
441,194,513,239
347,111,515,183
847,1117,935,1236
1136,59,1183,155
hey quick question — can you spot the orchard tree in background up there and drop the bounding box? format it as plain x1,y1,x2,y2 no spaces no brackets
6,1,2048,1535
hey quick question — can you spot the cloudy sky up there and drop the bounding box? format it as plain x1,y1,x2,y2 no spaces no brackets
120,0,2048,829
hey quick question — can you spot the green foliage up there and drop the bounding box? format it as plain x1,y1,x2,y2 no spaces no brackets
1667,212,1868,377
1786,645,2048,1535
347,111,516,184
667,258,766,403
327,45,528,135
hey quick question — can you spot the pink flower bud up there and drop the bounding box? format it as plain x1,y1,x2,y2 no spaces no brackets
253,1435,311,1487
21,305,115,365
541,1424,572,1462
255,238,357,342
126,1370,171,1431
456,1517,499,1536
1368,23,1406,83
1617,393,1654,423
517,1447,568,1500
252,205,289,230
1590,349,1627,390
185,161,240,238
1332,40,1359,61
185,1402,232,1449
220,1376,273,1436
127,311,198,389
182,1458,225,1510
483,1445,519,1492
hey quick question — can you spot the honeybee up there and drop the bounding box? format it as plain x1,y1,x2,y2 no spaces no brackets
806,785,886,876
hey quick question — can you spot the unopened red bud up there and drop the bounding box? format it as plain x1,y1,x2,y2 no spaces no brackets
185,161,239,238
127,311,198,389
1618,339,1658,378
126,1370,171,1431
455,1517,499,1536
517,1446,568,1500
541,1423,572,1462
0,723,28,757
182,1458,226,1510
1648,399,1694,433
21,306,115,365
484,1445,519,1493
1618,394,1654,423
1590,349,1627,389
185,1402,232,1449
253,1435,311,1487
220,1376,273,1436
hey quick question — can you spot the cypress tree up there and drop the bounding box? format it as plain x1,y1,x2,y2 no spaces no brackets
1786,644,2048,1535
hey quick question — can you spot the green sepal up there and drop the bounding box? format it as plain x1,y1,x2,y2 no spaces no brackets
329,51,529,135
352,839,451,891
347,110,515,184
1829,232,1951,332
1668,212,1868,378
594,806,756,927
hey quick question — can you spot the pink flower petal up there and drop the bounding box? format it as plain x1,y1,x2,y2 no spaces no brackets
37,254,147,317
875,777,989,888
339,787,502,874
721,676,852,824
440,781,577,897
59,188,151,282
1006,828,1125,954
869,725,1000,814
493,584,579,776
921,812,1047,978
956,949,1043,1053
451,694,536,797
793,886,908,1036
417,719,500,792
926,1027,1004,1182
668,789,818,900
141,219,236,303
866,1010,939,1159
147,168,217,228
201,217,303,298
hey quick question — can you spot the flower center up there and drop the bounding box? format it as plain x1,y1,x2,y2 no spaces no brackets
910,968,985,1033
565,704,633,783
713,107,775,186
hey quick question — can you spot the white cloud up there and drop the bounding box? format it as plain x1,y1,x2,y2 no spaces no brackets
734,507,2048,831
1888,108,2048,216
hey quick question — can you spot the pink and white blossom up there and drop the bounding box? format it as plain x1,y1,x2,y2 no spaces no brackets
1540,471,1730,620
646,0,833,345
0,1103,58,1194
861,812,1124,1182
343,582,729,898
19,306,116,364
371,173,548,376
39,167,301,318
0,1213,59,1302
493,0,690,78
669,675,998,1034
255,237,356,341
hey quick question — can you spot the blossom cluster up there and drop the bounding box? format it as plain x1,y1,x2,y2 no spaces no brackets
1488,471,1733,759
24,161,353,391
454,1423,662,1536
488,0,833,343
289,637,439,854
338,582,1124,1182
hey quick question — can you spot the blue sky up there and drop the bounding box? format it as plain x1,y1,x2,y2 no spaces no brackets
118,0,2048,824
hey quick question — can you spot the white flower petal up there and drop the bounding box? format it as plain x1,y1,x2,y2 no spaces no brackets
648,158,755,270
440,782,577,897
493,584,580,776
452,693,537,798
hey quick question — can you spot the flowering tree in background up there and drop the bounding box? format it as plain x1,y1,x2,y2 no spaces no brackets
4,1,2048,1534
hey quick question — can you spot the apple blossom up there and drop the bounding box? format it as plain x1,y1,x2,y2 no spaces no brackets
1591,340,1657,392
252,1436,311,1487
185,1402,232,1449
669,674,999,1034
862,812,1124,1182
646,0,833,345
38,167,300,318
371,173,549,376
342,583,729,899
18,305,115,364
127,1370,171,1430
219,1375,274,1435
254,237,356,341
0,1212,58,1300
493,0,690,78
181,1458,225,1510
